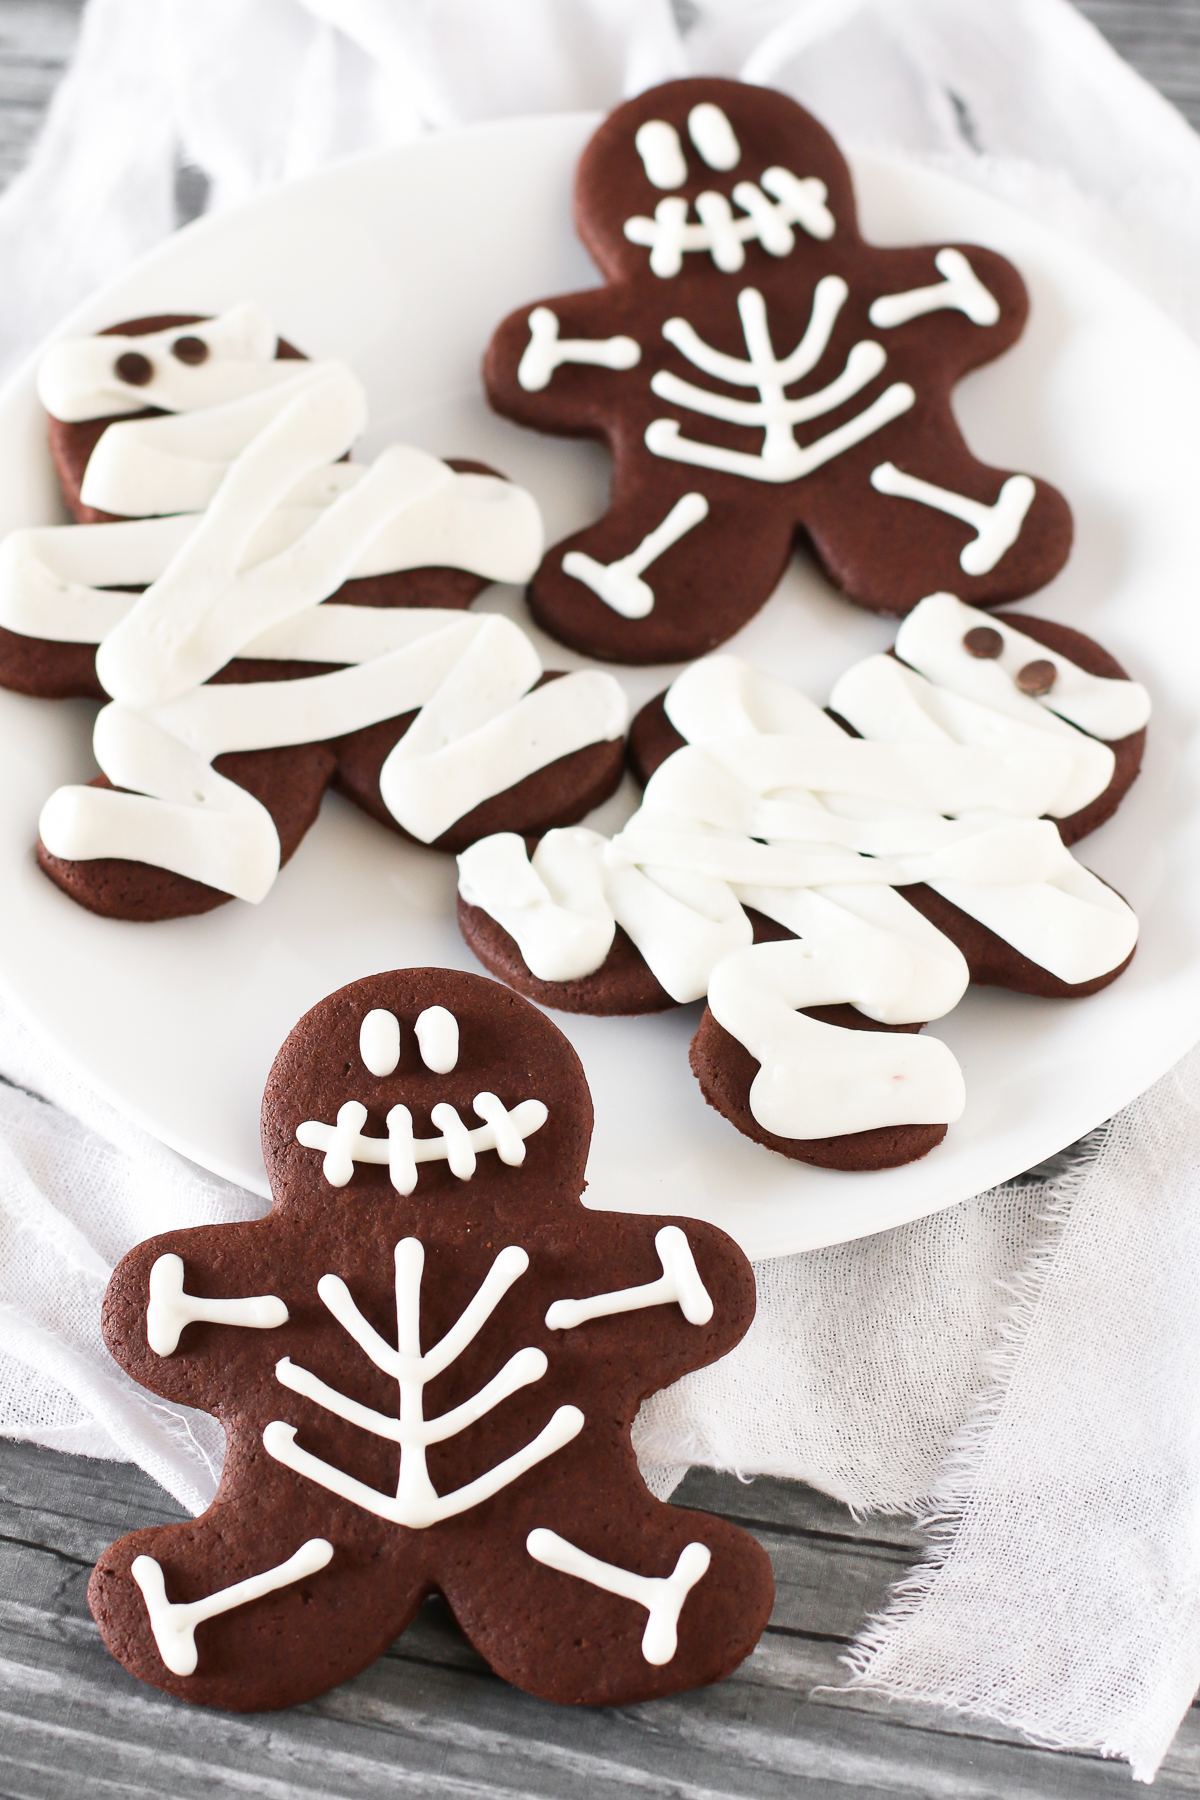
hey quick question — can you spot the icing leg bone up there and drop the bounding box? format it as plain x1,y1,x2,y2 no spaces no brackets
562,492,709,619
146,1254,288,1356
295,1092,548,1194
132,1540,333,1677
525,1530,711,1665
264,1238,584,1529
546,1226,713,1331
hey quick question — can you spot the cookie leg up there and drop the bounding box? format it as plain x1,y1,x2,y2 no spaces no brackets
89,1500,428,1711
530,481,795,666
436,1482,773,1704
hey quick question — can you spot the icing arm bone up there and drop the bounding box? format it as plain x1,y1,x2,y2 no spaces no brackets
546,1226,713,1330
146,1253,288,1356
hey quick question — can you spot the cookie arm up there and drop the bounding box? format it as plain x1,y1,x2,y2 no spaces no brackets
484,287,645,435
100,1220,288,1405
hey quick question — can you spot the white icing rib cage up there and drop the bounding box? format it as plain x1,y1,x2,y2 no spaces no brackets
5,304,630,902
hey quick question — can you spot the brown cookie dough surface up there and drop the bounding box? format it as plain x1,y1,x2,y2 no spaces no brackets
90,969,773,1709
485,77,1072,666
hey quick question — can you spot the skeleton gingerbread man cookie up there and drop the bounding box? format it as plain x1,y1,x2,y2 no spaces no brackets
91,969,773,1709
0,306,629,920
485,77,1073,665
455,595,1148,1170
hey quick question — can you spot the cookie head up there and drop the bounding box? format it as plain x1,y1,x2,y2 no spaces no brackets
576,76,855,282
261,967,593,1216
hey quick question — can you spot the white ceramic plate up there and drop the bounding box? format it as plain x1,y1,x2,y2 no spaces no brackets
1,115,1198,1260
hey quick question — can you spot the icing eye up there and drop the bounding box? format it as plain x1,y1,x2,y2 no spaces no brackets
114,350,153,387
171,335,209,365
963,626,1003,659
635,120,687,190
359,1009,401,1077
1016,658,1056,696
687,103,740,172
415,1006,459,1074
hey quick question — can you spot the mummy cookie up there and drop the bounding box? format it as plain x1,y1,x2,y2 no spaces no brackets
455,596,1147,1169
484,77,1073,665
625,595,1146,998
90,969,773,1709
2,307,629,919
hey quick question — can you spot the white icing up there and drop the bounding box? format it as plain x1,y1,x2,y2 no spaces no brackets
894,593,1151,741
40,706,285,902
624,167,834,278
360,1009,401,1077
525,1529,711,1665
706,936,967,1138
79,364,360,517
687,103,741,172
517,309,641,392
458,828,618,983
379,658,628,846
0,465,541,647
145,1252,288,1356
94,372,434,706
635,120,687,189
829,655,1115,819
561,492,708,618
870,462,1035,575
933,855,1137,987
646,283,913,482
37,303,287,423
545,1226,713,1329
458,642,1140,1016
295,1093,548,1195
131,1539,333,1677
265,1237,584,1528
665,653,842,747
415,1006,459,1073
868,249,1001,329
39,612,625,895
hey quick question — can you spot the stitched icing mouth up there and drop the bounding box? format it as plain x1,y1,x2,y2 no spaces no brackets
295,1092,549,1193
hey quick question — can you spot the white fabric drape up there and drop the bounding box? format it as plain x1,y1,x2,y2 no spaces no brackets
2,0,1199,1778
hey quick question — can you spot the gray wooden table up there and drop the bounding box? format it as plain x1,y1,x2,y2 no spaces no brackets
1,3,1199,1793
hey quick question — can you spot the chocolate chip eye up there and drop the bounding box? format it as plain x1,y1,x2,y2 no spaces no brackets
962,626,1004,659
1016,658,1056,696
114,350,153,386
171,335,208,365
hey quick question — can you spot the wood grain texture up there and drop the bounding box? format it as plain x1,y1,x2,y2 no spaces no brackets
1,0,1200,1793
0,0,84,191
2,1438,1197,1798
1075,0,1200,127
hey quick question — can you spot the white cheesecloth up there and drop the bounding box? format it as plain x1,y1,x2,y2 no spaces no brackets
1,0,1199,1778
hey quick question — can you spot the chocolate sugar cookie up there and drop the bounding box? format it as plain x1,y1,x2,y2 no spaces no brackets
3,306,629,920
91,969,773,1708
485,76,1072,665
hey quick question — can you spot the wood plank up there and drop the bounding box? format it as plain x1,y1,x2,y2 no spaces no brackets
1075,0,1200,129
0,1439,1195,1797
0,0,85,190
